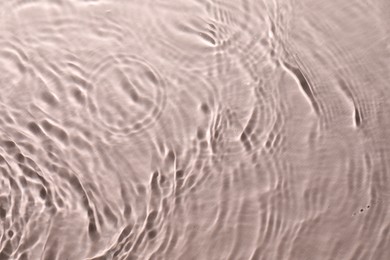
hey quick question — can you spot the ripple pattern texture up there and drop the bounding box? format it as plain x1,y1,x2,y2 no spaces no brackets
0,0,389,259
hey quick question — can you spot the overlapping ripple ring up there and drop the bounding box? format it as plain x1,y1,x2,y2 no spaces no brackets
87,53,167,137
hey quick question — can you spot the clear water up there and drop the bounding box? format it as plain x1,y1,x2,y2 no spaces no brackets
0,0,389,259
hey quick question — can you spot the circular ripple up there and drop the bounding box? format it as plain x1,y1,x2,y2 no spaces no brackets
87,53,167,137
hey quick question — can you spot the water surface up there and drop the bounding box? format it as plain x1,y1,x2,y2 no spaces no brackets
0,0,389,259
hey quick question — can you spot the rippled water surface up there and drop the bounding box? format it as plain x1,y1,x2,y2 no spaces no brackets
0,0,389,259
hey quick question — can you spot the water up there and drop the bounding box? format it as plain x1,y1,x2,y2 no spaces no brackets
0,0,389,259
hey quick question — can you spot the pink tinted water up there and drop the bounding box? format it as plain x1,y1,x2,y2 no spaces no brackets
0,0,389,259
